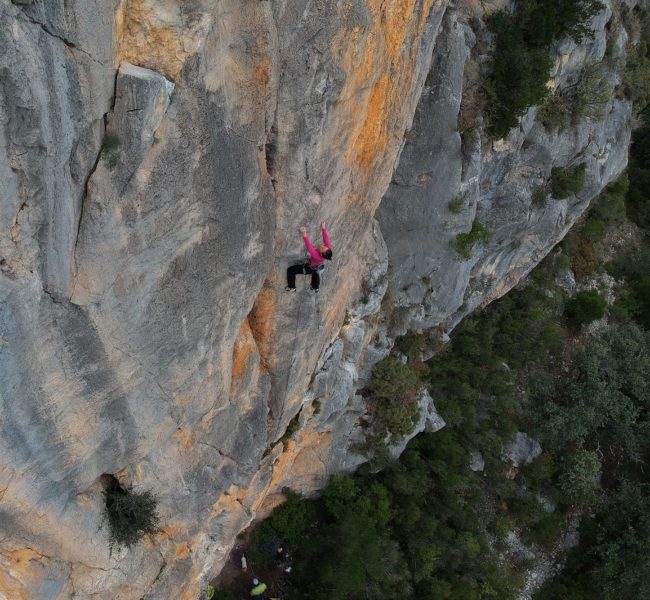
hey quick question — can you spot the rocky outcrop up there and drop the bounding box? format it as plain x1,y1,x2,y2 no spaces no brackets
0,0,633,597
378,1,631,333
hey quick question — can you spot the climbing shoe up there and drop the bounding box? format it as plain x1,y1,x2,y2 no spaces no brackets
311,287,319,293
285,286,296,292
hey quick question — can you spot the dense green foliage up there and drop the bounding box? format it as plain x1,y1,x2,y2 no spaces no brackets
455,219,490,259
354,356,422,465
550,163,587,198
539,61,613,131
448,192,468,214
536,484,650,600
534,325,650,454
564,289,607,326
368,357,420,440
623,9,650,115
485,11,553,138
608,243,650,328
486,0,604,137
104,487,159,549
626,116,650,229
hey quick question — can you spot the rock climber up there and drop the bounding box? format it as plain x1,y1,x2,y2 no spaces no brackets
250,577,267,597
286,221,332,293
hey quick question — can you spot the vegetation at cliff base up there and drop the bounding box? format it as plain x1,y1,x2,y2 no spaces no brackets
564,289,607,326
367,356,420,440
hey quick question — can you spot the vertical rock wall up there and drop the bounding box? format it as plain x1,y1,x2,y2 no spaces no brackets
0,0,634,597
1,0,451,597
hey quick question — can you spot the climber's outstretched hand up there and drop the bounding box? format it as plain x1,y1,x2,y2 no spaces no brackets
300,226,308,236
320,221,325,229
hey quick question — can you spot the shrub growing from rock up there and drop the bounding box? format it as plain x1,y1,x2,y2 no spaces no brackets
455,218,490,260
448,192,468,214
531,186,548,207
104,484,159,550
100,132,121,170
551,163,587,198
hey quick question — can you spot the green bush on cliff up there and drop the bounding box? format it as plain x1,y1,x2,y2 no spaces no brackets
101,132,121,170
486,10,553,138
540,61,612,130
551,163,587,198
455,218,490,260
104,486,159,550
486,0,604,138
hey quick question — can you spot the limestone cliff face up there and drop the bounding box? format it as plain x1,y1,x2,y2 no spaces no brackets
0,0,631,598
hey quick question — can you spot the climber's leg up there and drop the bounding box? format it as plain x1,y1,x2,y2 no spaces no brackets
309,269,320,291
286,263,304,290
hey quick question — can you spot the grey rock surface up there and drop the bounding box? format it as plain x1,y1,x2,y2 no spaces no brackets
503,432,543,467
469,451,485,472
388,388,445,458
377,1,631,332
0,0,636,597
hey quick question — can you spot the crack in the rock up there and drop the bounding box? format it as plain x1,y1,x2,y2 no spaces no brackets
147,553,167,591
70,70,119,301
198,442,238,464
10,201,28,244
225,126,257,145
42,286,65,304
17,14,106,66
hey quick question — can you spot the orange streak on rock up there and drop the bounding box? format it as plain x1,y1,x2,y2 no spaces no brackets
0,548,44,600
270,432,331,493
352,74,390,172
116,0,209,80
324,265,355,331
174,542,191,560
248,283,278,372
253,57,271,87
231,319,257,385
0,568,29,600
380,0,419,60
6,548,44,565
336,0,436,179
173,427,194,450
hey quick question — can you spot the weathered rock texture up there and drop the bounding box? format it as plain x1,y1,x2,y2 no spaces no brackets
0,0,633,597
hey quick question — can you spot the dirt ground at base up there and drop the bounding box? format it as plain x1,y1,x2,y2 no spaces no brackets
211,535,295,600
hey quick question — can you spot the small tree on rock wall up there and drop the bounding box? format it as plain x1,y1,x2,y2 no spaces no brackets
103,476,159,550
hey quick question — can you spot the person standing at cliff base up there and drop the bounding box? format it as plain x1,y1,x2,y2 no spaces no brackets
286,221,333,293
250,577,267,596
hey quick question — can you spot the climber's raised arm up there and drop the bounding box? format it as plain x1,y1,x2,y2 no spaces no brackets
301,226,323,264
320,221,331,249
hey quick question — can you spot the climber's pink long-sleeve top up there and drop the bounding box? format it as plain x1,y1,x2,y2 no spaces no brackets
303,226,331,268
